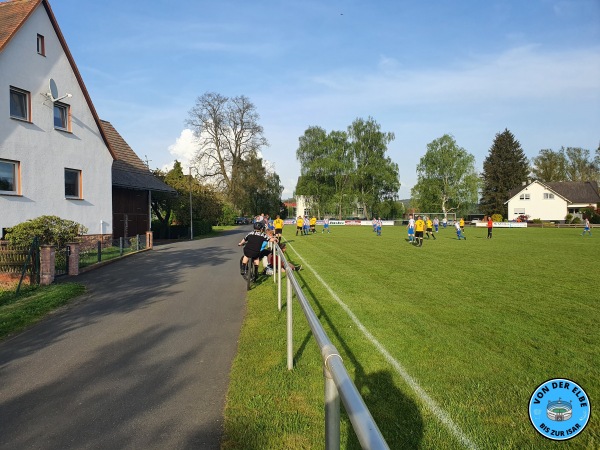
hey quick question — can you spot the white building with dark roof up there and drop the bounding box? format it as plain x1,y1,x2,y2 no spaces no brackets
505,180,600,222
0,0,174,239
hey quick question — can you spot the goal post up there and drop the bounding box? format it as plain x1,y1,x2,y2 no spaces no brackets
393,212,456,226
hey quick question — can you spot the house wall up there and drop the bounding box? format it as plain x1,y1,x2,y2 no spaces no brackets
507,182,567,221
0,5,113,236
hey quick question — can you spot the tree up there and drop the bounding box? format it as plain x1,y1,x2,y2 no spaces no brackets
411,134,480,218
186,92,268,208
347,117,400,219
295,118,400,219
151,161,224,237
480,129,529,217
563,147,599,182
295,126,336,218
236,153,283,216
531,149,567,182
531,146,600,183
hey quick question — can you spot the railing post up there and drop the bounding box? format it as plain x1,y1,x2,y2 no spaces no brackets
137,234,140,251
119,237,123,256
324,366,341,450
97,240,102,262
277,252,282,311
287,274,293,370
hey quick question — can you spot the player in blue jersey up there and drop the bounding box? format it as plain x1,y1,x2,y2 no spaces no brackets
407,214,415,243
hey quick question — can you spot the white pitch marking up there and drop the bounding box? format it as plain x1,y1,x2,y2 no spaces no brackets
286,241,478,450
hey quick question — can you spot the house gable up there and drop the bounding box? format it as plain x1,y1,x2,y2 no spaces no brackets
1,0,114,236
0,0,114,158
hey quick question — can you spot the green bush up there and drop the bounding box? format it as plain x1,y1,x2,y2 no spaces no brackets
193,220,212,236
219,203,237,226
581,207,600,224
4,216,87,247
532,218,542,224
565,213,573,223
571,216,582,224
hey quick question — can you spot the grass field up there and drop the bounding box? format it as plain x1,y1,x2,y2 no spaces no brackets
223,225,599,449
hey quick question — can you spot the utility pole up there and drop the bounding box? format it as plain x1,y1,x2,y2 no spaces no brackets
189,166,193,240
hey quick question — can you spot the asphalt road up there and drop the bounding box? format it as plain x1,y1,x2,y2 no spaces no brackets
0,228,250,450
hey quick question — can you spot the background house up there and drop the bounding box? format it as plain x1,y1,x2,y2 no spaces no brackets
505,180,600,222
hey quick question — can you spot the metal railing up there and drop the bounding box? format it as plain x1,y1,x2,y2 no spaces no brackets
270,243,390,450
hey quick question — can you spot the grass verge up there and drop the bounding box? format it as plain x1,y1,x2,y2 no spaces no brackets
0,283,86,341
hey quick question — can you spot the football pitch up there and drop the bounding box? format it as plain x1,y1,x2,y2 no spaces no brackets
223,225,599,449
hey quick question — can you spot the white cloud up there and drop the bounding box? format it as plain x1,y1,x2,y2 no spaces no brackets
165,128,197,170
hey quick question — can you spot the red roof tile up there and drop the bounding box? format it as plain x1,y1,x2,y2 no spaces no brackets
0,0,40,53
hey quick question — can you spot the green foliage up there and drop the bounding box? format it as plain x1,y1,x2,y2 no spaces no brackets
151,161,225,237
491,213,503,222
219,202,237,226
410,134,480,216
4,215,88,247
531,148,567,181
582,206,600,224
532,147,600,183
532,218,542,224
571,216,582,224
296,118,400,219
193,220,212,236
480,129,529,217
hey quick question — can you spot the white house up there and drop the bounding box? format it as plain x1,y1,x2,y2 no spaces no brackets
0,0,114,238
505,180,600,222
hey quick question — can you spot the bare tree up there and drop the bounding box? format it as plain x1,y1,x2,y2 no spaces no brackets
186,92,268,205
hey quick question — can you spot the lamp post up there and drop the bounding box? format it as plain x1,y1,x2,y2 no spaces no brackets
189,166,193,240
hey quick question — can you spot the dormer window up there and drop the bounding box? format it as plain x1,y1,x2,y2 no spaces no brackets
37,34,45,56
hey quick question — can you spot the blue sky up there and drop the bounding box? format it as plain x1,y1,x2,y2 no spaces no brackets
51,0,600,199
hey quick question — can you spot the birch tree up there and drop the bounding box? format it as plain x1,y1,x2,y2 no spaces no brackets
411,134,480,218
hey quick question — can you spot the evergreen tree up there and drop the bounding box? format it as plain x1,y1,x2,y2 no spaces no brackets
481,129,529,218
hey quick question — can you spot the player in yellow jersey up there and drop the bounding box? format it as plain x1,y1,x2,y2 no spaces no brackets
296,216,304,236
425,217,436,240
273,215,284,239
414,215,425,247
309,215,317,234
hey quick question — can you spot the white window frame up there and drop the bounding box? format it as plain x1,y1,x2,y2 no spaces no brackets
9,86,30,121
64,168,82,199
519,193,530,200
54,102,70,131
543,193,554,200
0,159,20,195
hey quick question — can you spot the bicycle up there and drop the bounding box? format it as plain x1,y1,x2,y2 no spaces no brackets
239,254,259,290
